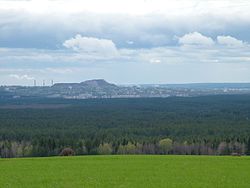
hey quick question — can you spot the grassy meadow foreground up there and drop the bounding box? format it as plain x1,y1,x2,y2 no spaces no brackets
1,155,250,188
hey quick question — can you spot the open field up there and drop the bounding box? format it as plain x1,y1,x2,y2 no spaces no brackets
0,155,250,188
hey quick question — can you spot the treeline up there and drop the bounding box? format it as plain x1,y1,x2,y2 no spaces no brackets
1,138,250,158
1,96,250,158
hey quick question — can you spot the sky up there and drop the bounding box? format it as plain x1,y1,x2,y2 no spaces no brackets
0,0,250,85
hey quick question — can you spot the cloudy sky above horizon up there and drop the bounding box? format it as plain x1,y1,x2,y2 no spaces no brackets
1,0,250,85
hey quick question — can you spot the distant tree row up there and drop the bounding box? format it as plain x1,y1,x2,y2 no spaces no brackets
1,138,250,158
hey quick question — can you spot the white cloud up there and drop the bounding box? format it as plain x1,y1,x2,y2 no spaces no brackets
1,0,250,17
217,35,246,47
2,39,250,69
63,34,118,57
1,42,250,85
150,59,161,64
178,32,215,46
9,74,34,80
1,3,250,49
1,1,250,84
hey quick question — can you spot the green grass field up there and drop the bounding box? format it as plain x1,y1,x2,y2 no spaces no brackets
0,155,249,188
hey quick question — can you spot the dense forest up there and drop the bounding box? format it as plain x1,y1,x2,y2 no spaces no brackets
0,95,250,157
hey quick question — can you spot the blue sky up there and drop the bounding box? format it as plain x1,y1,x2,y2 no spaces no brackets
0,0,250,85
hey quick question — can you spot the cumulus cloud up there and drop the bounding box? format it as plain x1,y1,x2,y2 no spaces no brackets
217,35,246,47
9,74,34,80
63,34,118,57
178,32,215,46
178,32,248,48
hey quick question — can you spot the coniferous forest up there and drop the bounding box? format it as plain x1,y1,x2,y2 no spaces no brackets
0,95,250,157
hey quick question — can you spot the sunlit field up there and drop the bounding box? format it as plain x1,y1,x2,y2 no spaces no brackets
1,155,250,188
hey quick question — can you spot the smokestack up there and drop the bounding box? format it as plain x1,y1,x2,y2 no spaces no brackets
51,80,54,86
43,80,45,87
34,80,36,87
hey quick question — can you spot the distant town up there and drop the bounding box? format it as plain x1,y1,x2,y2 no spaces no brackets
1,79,250,99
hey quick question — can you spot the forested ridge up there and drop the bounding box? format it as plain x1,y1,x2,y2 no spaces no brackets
0,95,250,157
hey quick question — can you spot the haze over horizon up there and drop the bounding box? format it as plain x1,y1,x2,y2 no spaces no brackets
1,0,250,85
2,79,250,87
